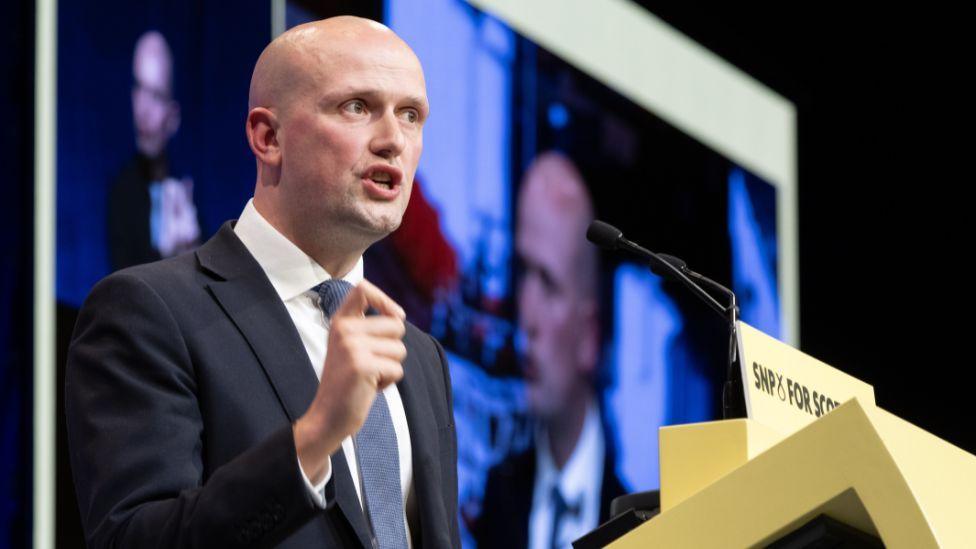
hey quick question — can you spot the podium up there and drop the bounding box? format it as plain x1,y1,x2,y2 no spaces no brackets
602,323,976,548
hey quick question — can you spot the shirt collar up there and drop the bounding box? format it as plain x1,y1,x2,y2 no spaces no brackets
535,400,605,502
233,198,364,301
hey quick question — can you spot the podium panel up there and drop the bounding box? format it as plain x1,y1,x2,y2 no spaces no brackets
658,418,780,511
609,399,976,548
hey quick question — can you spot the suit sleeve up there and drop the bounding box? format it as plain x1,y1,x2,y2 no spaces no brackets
65,272,320,548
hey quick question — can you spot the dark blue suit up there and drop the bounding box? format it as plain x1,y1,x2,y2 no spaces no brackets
65,222,460,548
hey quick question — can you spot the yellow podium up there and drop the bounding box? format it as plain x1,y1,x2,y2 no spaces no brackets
605,324,976,548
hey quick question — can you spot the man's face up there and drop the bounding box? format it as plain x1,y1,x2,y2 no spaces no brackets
275,36,428,244
516,184,595,421
132,43,178,158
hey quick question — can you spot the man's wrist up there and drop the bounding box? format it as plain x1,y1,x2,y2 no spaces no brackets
298,452,332,508
293,415,342,485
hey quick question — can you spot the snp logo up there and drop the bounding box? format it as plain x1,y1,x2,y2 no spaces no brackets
753,362,842,418
753,362,786,401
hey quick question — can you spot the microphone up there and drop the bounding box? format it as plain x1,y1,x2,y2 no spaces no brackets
585,220,623,249
587,220,745,419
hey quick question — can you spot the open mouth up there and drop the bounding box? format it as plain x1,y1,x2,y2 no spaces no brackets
369,171,395,189
364,165,403,189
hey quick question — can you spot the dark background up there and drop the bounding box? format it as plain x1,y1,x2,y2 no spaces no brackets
0,2,970,547
0,1,35,547
638,2,972,453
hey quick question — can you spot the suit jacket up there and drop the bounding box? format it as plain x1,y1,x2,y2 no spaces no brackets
65,222,460,548
471,433,625,548
107,154,160,270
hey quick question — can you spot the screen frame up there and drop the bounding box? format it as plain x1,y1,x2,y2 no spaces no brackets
33,1,797,545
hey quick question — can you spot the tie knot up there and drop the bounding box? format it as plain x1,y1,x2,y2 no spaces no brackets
314,279,354,319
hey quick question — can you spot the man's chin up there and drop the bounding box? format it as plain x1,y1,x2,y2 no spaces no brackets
525,390,556,421
353,210,404,238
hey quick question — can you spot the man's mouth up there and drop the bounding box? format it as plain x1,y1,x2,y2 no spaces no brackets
362,165,404,200
364,165,403,189
369,171,394,188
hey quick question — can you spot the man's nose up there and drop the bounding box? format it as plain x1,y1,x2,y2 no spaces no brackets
370,110,406,159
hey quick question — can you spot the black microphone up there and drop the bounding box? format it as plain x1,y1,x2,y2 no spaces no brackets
585,220,624,249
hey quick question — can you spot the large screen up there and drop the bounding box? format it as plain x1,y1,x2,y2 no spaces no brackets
375,2,782,546
43,1,793,547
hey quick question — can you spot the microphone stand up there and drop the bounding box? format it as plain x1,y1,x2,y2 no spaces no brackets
587,221,746,419
659,254,744,419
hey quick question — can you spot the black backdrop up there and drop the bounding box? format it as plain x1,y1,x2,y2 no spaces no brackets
638,2,973,453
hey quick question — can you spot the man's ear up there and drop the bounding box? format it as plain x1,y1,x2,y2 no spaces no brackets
246,107,281,167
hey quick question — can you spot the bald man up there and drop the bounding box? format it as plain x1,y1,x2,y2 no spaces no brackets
108,30,201,270
473,152,624,549
67,18,459,549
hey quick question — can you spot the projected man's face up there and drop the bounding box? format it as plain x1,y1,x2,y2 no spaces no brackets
516,154,599,422
131,31,180,159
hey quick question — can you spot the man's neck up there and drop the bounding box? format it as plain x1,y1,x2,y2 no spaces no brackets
138,150,169,181
252,196,365,279
544,391,592,471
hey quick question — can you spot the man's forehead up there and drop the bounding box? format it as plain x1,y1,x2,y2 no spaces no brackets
250,17,424,110
518,189,590,268
295,33,424,85
519,203,583,259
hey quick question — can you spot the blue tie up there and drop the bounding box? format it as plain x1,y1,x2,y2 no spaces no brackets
550,485,581,549
315,279,409,549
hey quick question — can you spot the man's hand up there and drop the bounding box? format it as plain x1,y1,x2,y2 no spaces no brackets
157,176,200,257
294,280,407,484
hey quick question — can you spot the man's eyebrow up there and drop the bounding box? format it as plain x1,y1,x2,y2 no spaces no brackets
401,95,430,111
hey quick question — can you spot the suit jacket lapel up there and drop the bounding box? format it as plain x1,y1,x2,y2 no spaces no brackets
197,222,372,548
398,341,451,549
198,223,317,422
330,447,373,548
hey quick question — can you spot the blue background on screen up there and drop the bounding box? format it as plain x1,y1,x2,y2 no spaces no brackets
56,0,270,307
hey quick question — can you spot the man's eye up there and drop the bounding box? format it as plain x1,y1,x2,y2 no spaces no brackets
343,101,366,114
399,109,419,123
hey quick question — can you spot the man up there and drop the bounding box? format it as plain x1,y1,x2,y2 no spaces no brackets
67,17,459,548
474,152,624,548
108,30,200,270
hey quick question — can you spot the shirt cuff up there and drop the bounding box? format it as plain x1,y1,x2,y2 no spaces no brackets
298,455,332,508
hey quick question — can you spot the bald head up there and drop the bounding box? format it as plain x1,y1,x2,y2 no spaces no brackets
517,151,598,298
249,16,420,113
132,31,178,158
519,152,594,224
134,31,173,93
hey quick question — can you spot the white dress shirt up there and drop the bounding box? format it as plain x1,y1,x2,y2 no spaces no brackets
528,401,604,549
233,199,415,543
